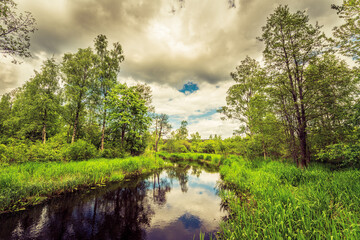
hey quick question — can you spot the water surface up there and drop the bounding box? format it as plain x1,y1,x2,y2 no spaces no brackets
0,163,226,240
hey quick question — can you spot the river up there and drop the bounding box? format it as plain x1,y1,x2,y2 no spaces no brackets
0,162,226,240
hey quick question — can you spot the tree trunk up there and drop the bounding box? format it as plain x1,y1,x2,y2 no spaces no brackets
71,93,83,144
71,108,80,144
298,127,308,168
42,109,47,144
100,108,107,151
154,118,158,152
121,124,126,146
155,125,163,152
262,135,266,161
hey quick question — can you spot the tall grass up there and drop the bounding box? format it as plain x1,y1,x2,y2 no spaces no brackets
0,156,170,212
219,156,360,239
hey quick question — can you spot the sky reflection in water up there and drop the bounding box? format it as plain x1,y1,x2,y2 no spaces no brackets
0,164,226,240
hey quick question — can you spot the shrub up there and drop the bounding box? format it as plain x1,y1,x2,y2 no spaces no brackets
212,156,220,164
316,142,360,167
205,155,212,161
100,147,125,159
27,142,63,162
63,140,98,161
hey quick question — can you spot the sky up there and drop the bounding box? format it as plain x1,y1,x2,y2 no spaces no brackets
0,0,343,138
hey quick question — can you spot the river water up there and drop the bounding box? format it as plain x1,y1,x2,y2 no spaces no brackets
0,163,226,240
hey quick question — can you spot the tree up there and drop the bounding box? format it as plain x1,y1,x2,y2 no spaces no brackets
259,5,327,167
106,84,151,155
305,54,358,151
153,113,171,152
0,0,37,62
220,56,267,135
0,93,12,138
62,48,96,143
21,58,60,144
5,59,61,143
190,131,201,152
332,0,360,62
176,120,188,140
190,132,201,142
133,83,154,112
93,34,124,151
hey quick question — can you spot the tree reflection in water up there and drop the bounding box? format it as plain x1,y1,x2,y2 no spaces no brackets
0,164,225,240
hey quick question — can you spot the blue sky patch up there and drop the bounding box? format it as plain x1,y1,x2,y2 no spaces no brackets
179,82,199,95
188,109,218,122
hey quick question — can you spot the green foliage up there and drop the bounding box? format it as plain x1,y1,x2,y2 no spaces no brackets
9,58,61,143
220,56,267,134
63,139,98,161
176,120,188,140
157,152,222,166
0,0,37,61
316,142,360,167
152,113,172,152
332,0,360,63
93,34,124,150
62,47,97,143
199,140,216,153
0,137,102,164
106,83,151,155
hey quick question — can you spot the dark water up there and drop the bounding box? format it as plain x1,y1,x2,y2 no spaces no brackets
0,163,226,240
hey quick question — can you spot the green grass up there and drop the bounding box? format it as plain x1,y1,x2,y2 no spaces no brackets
219,156,360,239
0,156,170,212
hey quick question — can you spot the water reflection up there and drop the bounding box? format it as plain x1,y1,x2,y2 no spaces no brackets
0,163,226,240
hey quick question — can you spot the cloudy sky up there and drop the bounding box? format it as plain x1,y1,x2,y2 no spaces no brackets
1,0,343,138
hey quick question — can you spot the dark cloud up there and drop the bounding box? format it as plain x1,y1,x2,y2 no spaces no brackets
7,0,343,93
0,63,20,95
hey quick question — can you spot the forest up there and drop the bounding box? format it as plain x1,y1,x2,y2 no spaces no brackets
1,0,360,239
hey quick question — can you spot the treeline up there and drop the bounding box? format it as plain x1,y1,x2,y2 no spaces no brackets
0,35,152,163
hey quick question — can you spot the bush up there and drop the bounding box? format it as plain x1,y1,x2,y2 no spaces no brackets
100,147,125,159
316,142,360,167
27,142,64,162
212,156,220,164
0,140,28,163
63,140,98,161
205,155,212,161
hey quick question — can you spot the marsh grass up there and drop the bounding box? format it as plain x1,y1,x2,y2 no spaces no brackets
219,156,360,239
0,156,169,212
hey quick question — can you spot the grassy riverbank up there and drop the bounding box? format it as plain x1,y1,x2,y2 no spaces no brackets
219,156,360,239
0,156,169,213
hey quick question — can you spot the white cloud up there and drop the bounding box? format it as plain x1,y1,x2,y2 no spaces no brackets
187,112,239,139
123,76,239,138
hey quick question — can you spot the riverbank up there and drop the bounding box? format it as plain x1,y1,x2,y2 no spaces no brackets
0,156,170,213
218,156,360,239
